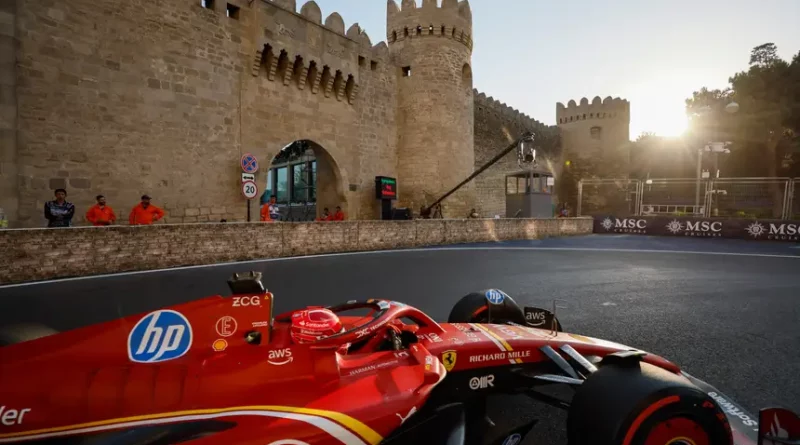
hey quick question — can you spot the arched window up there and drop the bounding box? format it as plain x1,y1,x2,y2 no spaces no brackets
461,63,472,88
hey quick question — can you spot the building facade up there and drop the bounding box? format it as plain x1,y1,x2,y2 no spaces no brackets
0,0,629,227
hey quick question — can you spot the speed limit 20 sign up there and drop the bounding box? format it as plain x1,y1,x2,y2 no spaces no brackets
242,180,258,200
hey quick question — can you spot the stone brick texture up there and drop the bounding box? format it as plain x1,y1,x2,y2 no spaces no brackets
473,93,561,218
388,0,475,218
0,217,593,284
6,0,399,228
556,97,632,175
0,0,16,225
1,0,631,228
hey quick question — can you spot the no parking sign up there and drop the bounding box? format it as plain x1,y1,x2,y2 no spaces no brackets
241,153,259,174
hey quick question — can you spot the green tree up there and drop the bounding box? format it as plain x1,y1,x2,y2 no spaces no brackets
685,43,800,179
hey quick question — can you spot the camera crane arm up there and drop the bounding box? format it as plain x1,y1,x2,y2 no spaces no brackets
420,131,536,217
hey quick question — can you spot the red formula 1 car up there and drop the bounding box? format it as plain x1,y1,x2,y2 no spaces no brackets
0,272,798,445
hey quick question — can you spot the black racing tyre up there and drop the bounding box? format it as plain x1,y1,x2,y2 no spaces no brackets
448,292,493,323
567,360,733,445
0,323,59,346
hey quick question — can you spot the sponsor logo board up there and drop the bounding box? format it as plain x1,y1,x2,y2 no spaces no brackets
595,215,800,242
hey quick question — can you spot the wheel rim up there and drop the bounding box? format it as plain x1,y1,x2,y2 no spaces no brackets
644,417,710,445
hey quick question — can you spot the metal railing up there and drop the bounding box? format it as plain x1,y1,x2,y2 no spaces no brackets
576,179,640,218
639,178,708,217
578,177,797,220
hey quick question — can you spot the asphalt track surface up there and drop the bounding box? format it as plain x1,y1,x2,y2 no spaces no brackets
1,234,799,445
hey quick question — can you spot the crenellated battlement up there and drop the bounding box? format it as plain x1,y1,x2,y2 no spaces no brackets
264,0,384,55
556,96,630,124
386,0,473,51
249,1,394,105
474,89,547,131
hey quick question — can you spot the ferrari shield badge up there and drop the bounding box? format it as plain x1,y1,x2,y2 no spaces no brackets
441,350,457,372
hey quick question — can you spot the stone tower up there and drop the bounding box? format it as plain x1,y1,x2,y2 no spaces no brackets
388,0,475,217
556,96,631,174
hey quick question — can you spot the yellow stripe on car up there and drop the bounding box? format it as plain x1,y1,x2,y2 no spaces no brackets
0,405,382,445
471,324,523,364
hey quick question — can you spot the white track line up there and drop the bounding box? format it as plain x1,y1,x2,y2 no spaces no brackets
2,246,798,289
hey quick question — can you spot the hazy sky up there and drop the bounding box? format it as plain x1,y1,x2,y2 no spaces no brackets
312,0,800,139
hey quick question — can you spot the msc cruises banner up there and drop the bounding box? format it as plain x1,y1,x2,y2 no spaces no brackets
593,215,800,242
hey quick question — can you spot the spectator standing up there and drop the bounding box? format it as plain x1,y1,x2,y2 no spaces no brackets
260,202,272,222
44,188,75,228
260,196,281,222
129,195,165,225
85,195,117,226
333,206,345,221
268,195,280,221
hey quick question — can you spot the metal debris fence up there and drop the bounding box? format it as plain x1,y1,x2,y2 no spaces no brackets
576,179,640,217
578,177,797,220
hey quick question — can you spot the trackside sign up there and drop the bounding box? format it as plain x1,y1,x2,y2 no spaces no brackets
594,215,800,242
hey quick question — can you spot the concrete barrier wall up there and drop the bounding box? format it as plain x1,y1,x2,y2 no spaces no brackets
0,218,593,284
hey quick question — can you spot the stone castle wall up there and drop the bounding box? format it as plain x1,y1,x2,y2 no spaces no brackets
1,0,631,228
388,0,475,218
7,0,398,227
13,0,250,225
241,0,397,221
473,91,560,218
0,1,17,225
0,217,593,284
555,96,632,209
556,96,631,173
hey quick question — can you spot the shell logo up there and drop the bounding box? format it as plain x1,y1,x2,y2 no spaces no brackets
212,339,228,352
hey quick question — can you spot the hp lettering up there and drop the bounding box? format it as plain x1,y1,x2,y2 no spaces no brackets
485,289,506,305
128,310,193,363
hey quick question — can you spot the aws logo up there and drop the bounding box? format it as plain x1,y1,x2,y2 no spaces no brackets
268,348,293,366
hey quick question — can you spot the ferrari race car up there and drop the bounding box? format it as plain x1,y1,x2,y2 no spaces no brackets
0,271,797,445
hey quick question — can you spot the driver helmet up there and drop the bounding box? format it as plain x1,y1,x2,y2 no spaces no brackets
290,308,344,344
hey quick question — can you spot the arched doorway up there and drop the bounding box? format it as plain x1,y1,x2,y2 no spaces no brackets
260,140,346,221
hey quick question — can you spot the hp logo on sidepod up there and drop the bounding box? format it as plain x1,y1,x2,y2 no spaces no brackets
128,310,193,363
